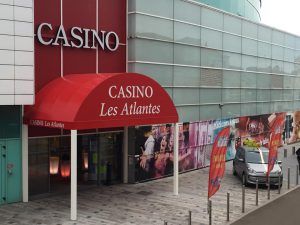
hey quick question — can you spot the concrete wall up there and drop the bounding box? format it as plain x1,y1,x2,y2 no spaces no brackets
0,0,34,105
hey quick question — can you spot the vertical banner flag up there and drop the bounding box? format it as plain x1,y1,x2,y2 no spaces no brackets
208,126,231,199
267,115,284,176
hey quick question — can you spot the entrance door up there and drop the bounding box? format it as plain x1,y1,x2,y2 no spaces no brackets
0,139,22,205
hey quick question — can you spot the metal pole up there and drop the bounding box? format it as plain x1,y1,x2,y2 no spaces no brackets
267,177,270,200
188,210,191,225
278,175,281,194
256,179,258,206
227,193,230,221
292,146,296,155
288,167,290,189
208,200,212,225
297,165,299,185
284,149,287,158
71,130,77,221
242,185,245,213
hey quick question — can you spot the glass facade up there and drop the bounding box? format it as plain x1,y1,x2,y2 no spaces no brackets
128,0,300,122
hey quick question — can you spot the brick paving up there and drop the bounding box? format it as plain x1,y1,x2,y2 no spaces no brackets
0,144,299,225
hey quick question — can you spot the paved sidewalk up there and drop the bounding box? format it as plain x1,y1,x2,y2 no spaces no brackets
0,144,299,225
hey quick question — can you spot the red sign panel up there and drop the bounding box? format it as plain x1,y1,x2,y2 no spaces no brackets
267,114,284,176
24,73,178,130
208,126,231,199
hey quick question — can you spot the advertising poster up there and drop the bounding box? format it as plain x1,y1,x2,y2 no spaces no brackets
284,111,300,144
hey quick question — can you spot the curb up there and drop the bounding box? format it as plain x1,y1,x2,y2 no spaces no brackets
227,185,300,225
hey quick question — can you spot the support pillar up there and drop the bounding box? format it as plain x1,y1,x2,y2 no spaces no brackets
123,127,128,183
173,123,179,195
22,124,28,203
71,130,77,220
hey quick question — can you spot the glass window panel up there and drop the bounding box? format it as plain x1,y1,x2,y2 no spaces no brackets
223,52,241,70
174,22,200,46
294,77,300,88
242,20,257,39
271,75,283,88
241,89,256,101
294,90,300,100
257,57,271,73
174,0,200,24
296,37,300,49
0,106,21,138
177,106,200,122
135,0,173,18
258,42,271,58
242,55,257,72
223,14,241,35
284,48,295,62
295,64,300,75
222,104,240,117
165,87,173,100
174,66,200,86
241,103,257,116
223,71,240,87
272,30,284,45
257,89,270,101
201,48,222,68
201,28,222,49
200,105,221,121
222,89,240,103
272,60,284,73
271,102,284,112
272,45,283,61
257,102,271,114
242,38,257,56
284,62,294,75
294,101,300,109
128,63,173,86
201,7,223,30
173,88,200,105
284,76,294,89
200,88,221,104
223,33,241,53
241,72,256,88
285,34,295,48
258,26,272,42
257,74,271,88
294,50,300,63
271,90,283,101
128,39,173,64
174,44,200,66
134,14,173,41
283,90,293,100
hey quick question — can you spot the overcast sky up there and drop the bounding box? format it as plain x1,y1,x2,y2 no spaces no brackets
261,0,300,36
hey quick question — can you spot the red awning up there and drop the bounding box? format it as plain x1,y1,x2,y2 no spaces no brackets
24,73,178,130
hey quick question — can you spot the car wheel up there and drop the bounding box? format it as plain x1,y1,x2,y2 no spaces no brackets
242,173,248,186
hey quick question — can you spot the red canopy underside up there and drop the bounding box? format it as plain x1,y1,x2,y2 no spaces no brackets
24,73,178,130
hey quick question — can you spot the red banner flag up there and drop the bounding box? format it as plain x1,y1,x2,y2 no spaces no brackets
267,115,284,177
208,126,231,199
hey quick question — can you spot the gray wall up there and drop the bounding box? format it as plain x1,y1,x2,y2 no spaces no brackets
128,0,300,122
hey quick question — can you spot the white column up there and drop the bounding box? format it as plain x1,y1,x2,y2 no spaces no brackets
123,127,128,183
71,130,77,220
22,124,28,202
173,123,179,195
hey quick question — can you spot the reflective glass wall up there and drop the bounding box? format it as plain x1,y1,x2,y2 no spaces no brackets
128,0,300,122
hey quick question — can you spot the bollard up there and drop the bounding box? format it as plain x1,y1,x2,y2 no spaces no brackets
278,175,281,194
292,146,296,155
227,193,230,221
267,177,270,200
188,210,191,225
164,221,167,225
284,149,287,158
288,167,290,189
208,200,212,225
242,185,245,213
256,179,258,206
297,165,299,185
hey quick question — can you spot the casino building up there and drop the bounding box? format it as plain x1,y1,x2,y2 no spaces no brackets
1,0,300,220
